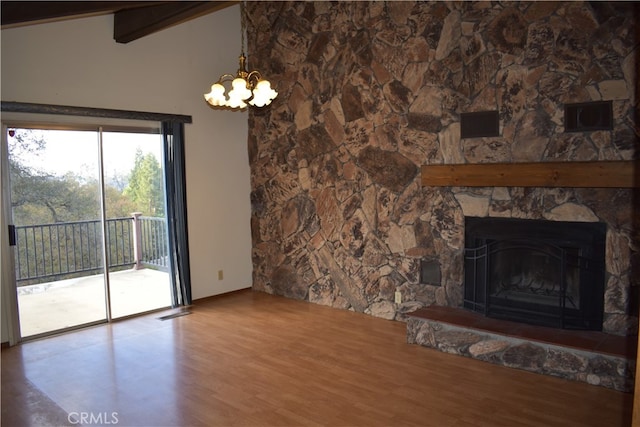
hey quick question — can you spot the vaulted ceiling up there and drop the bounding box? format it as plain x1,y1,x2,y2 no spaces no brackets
1,1,237,43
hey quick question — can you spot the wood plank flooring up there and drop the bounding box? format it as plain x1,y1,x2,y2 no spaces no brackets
1,289,634,427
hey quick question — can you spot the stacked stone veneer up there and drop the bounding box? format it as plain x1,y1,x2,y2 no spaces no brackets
246,2,639,336
406,315,634,392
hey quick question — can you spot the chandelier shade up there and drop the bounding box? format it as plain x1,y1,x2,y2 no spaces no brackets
204,3,277,110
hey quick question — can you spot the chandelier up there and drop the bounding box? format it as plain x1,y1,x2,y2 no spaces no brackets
204,2,277,110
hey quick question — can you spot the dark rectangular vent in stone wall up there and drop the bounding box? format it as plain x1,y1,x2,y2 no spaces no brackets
564,101,612,132
460,111,499,138
420,259,441,286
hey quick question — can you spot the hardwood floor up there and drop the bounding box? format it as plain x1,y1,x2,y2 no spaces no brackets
1,289,634,427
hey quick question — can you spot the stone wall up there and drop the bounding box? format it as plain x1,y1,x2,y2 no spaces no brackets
246,1,639,335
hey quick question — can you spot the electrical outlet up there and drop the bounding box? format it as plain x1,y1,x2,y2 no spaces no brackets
394,290,402,304
218,270,223,280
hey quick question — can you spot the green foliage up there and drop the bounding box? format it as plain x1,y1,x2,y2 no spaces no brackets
123,148,165,216
8,129,164,225
104,185,137,219
8,128,169,285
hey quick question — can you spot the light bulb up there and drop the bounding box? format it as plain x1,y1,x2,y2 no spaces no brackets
204,83,227,106
227,78,251,109
249,80,278,107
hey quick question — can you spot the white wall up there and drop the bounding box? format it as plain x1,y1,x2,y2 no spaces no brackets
1,5,253,323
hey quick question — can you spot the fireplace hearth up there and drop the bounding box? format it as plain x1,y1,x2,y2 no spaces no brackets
463,217,606,331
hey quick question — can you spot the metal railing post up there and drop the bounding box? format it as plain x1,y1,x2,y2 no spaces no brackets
132,212,143,270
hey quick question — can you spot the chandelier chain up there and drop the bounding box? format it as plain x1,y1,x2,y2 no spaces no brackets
240,1,246,57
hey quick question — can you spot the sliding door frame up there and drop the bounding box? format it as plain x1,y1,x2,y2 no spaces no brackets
1,101,193,344
1,125,21,345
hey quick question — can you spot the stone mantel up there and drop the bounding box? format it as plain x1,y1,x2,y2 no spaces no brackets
421,161,639,188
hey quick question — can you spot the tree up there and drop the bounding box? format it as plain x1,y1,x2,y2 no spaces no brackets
124,148,164,216
8,129,167,285
8,129,138,225
7,129,72,224
11,169,101,224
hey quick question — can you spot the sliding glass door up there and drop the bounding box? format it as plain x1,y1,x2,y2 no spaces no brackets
5,125,171,338
101,130,172,319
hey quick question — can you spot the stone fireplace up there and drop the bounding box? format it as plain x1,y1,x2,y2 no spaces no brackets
245,0,638,392
463,216,606,330
246,1,638,346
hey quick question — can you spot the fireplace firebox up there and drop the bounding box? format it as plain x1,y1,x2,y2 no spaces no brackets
463,217,606,331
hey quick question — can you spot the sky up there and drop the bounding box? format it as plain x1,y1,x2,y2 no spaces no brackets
8,128,163,185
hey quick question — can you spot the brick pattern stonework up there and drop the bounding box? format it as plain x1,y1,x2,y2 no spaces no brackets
245,2,639,335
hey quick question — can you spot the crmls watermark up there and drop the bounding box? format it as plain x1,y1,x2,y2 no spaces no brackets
68,411,119,425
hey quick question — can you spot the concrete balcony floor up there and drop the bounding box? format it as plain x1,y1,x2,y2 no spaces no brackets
17,268,172,338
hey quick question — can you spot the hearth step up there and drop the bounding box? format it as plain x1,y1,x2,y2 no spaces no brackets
406,306,636,393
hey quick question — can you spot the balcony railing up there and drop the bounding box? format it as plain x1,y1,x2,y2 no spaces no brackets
13,215,169,286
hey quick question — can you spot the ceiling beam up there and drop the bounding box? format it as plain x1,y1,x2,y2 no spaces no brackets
1,1,238,44
113,1,238,44
1,1,165,28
